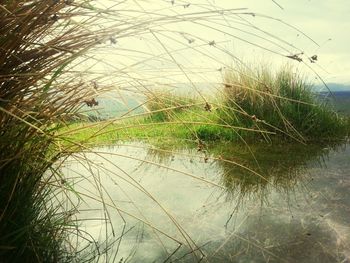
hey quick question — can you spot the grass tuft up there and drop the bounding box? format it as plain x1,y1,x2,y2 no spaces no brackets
220,64,349,142
0,1,108,261
145,91,198,122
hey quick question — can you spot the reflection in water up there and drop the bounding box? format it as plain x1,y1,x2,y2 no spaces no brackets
60,141,350,262
217,143,335,203
145,142,338,203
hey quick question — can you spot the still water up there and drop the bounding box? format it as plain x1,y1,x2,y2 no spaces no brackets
61,141,350,262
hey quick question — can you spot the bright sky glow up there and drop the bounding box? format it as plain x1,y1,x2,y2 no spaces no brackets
78,0,350,95
229,0,350,84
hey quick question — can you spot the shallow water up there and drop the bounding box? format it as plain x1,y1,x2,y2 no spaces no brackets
61,141,350,262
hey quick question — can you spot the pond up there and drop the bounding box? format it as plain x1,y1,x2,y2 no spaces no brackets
60,140,350,262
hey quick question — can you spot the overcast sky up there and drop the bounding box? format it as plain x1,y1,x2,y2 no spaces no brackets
88,0,350,89
228,0,350,84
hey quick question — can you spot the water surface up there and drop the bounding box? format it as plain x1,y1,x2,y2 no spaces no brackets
61,141,350,262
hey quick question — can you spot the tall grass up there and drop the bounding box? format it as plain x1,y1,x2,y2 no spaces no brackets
0,1,112,261
220,64,349,142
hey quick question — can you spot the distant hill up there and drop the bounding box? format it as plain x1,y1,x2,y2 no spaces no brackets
81,92,145,121
313,83,350,92
312,83,350,115
318,91,350,116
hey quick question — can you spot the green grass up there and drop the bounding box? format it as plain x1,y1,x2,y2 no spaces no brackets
145,91,199,122
61,76,349,147
58,106,274,148
219,65,350,142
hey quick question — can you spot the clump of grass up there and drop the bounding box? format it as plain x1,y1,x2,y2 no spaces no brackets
220,64,349,142
145,91,199,122
143,90,248,142
0,1,109,261
194,125,237,141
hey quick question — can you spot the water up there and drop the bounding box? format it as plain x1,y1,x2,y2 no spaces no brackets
60,141,350,262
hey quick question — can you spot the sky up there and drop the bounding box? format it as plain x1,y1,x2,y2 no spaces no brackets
226,0,350,84
81,0,350,91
